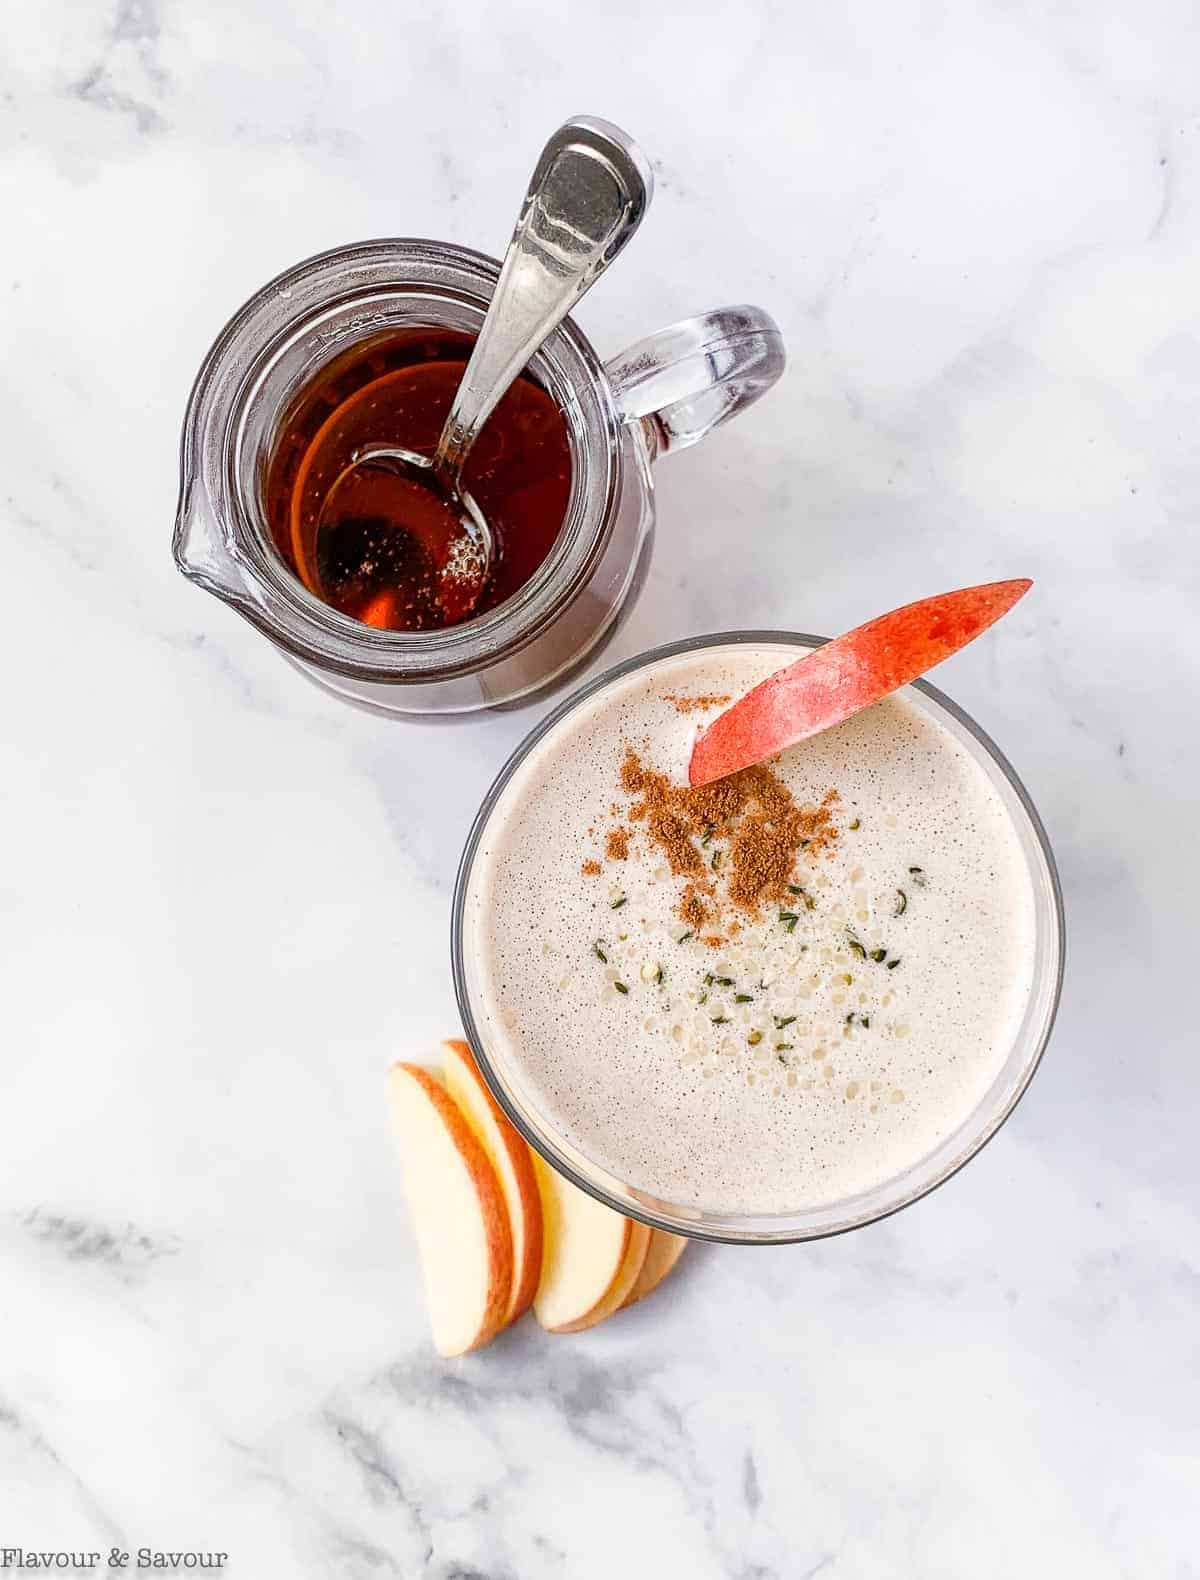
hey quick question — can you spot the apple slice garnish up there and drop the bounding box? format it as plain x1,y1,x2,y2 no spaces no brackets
442,1038,543,1327
620,1228,688,1310
387,1062,513,1357
532,1155,649,1333
689,579,1032,786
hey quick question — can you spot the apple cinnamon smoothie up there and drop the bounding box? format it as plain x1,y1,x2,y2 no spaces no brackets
462,643,1038,1216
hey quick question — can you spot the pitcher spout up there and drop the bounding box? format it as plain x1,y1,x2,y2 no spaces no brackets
172,481,250,605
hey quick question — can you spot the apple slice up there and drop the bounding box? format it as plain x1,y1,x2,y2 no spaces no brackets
620,1228,688,1310
442,1038,543,1326
689,579,1032,785
532,1155,649,1333
387,1062,513,1357
560,1216,651,1334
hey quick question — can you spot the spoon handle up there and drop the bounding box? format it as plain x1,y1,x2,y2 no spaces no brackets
435,116,652,477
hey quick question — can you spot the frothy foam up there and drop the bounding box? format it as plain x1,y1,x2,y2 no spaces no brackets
464,646,1037,1216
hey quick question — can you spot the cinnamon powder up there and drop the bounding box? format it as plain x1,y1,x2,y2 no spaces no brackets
680,884,708,930
662,692,732,714
618,747,838,932
605,827,630,861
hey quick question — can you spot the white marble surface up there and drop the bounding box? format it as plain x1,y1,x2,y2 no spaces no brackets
2,1,1198,1574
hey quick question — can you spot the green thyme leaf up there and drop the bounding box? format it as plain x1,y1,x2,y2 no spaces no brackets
849,817,861,830
735,993,754,1004
887,957,901,970
678,932,694,944
870,947,888,963
846,931,867,959
593,941,608,962
614,981,629,994
894,889,908,916
610,895,627,910
711,1015,730,1025
774,1015,797,1030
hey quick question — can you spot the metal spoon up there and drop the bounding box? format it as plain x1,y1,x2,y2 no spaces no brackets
321,116,653,620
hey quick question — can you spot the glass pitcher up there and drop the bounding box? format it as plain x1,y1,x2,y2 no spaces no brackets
173,239,784,715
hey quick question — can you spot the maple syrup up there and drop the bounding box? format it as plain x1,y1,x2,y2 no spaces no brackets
264,328,572,632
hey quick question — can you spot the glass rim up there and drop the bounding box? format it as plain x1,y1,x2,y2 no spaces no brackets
451,630,1066,1245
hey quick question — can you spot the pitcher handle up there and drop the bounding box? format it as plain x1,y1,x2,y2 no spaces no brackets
604,305,785,458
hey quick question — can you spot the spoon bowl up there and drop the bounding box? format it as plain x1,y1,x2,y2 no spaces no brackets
314,444,492,624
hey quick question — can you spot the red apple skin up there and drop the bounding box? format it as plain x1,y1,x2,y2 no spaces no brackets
391,1062,513,1355
689,579,1032,786
442,1038,543,1326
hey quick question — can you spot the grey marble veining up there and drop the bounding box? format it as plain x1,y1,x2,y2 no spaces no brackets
2,1,1198,1575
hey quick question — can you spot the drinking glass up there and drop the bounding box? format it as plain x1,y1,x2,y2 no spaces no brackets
452,632,1065,1243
